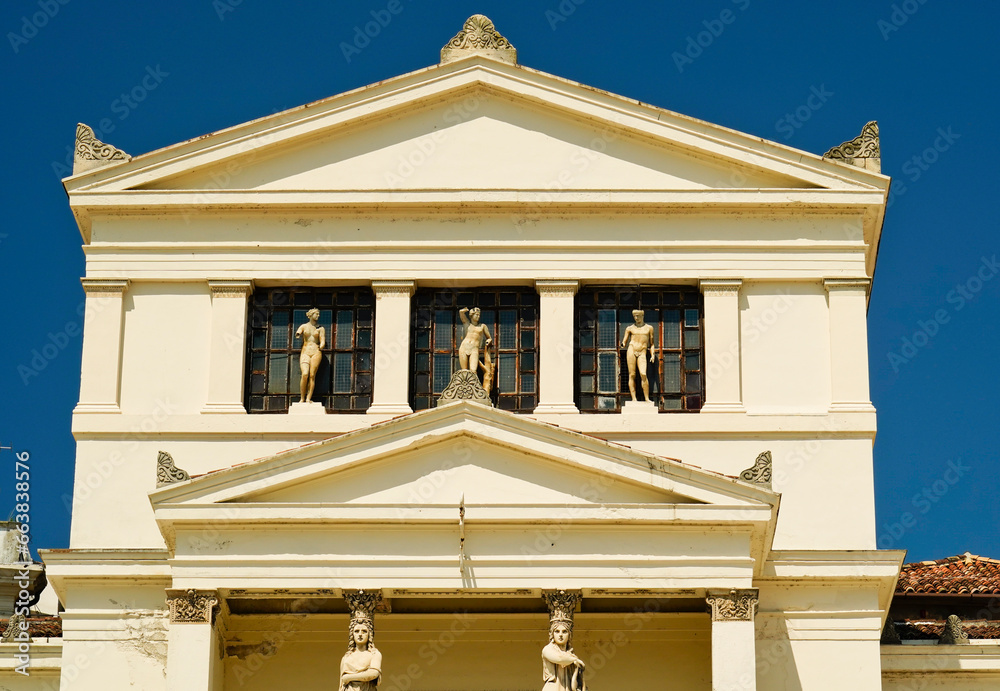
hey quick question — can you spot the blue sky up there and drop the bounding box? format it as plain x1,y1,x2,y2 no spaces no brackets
1,1,996,562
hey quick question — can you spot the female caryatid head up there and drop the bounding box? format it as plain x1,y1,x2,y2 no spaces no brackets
347,617,375,652
306,308,321,322
548,619,573,649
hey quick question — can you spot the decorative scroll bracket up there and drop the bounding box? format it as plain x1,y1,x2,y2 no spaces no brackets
739,451,772,488
437,370,492,407
73,123,132,175
823,121,880,173
441,14,517,65
156,451,191,487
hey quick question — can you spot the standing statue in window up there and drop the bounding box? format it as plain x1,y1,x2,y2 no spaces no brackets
294,308,325,403
621,309,656,401
459,307,495,392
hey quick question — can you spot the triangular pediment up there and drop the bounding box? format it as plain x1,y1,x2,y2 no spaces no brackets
67,59,886,197
149,402,777,510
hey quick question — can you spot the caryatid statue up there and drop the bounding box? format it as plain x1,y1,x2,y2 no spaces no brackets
459,307,495,392
541,590,586,691
294,308,325,403
340,590,383,691
621,309,656,402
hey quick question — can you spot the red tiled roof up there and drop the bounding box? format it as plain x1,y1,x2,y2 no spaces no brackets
897,553,1000,595
1,616,62,638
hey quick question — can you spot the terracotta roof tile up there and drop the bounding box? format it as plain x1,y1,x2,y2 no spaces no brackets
1,615,62,638
897,553,1000,595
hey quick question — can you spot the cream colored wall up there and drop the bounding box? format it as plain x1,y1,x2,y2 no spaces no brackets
119,282,211,415
224,613,710,691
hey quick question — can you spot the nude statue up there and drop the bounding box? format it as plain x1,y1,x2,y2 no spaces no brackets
459,307,495,391
294,308,325,403
621,309,656,401
542,621,586,691
339,620,381,691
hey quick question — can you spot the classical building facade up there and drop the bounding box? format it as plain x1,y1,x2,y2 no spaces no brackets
8,13,994,691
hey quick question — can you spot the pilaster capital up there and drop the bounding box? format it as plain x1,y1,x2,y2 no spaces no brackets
824,277,871,294
80,278,129,296
535,279,579,296
371,280,416,297
699,279,742,296
207,279,254,298
706,588,759,622
166,589,220,625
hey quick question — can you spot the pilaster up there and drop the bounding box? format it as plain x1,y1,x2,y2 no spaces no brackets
367,280,416,415
707,588,759,691
202,280,254,414
533,280,580,414
165,589,224,691
700,279,745,413
76,278,129,414
824,278,874,412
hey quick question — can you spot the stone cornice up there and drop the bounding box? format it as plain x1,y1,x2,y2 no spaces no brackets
207,279,254,297
80,278,129,296
706,588,759,622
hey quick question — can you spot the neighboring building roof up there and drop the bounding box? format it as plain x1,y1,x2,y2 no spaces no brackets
0,616,62,638
896,620,1000,640
897,553,1000,595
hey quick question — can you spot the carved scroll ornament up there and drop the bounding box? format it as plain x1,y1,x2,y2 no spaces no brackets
156,451,190,487
939,615,970,645
167,589,220,624
441,14,517,65
824,121,880,160
1,613,28,642
739,451,772,488
437,370,492,407
73,123,131,174
706,589,759,622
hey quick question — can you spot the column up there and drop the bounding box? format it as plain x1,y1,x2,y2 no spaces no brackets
165,589,223,691
707,588,759,691
367,280,416,415
824,278,873,412
700,279,745,413
202,280,254,414
76,278,129,413
533,280,579,414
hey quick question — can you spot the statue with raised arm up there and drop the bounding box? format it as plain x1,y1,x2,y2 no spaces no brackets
459,307,495,392
294,308,325,403
340,593,382,691
621,309,656,402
